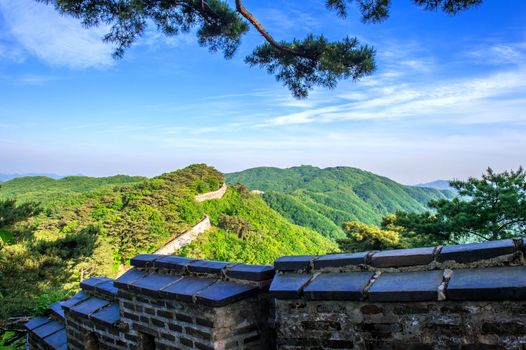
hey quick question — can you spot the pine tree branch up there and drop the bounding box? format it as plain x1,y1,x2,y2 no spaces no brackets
234,0,310,59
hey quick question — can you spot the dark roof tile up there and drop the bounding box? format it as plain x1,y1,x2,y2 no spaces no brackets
225,264,275,282
153,255,196,272
129,273,181,297
24,316,51,331
70,297,110,317
130,254,163,268
269,273,312,299
31,320,64,339
90,303,121,327
304,272,374,300
48,301,65,321
447,266,526,301
114,268,148,289
313,252,368,269
274,256,317,271
61,291,90,311
43,328,67,349
196,281,258,307
187,260,231,275
368,270,444,302
437,239,517,263
160,276,216,302
371,247,435,268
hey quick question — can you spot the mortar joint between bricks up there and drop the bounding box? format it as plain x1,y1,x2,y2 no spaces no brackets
362,271,381,301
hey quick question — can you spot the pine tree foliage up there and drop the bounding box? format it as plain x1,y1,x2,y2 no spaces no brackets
36,0,482,98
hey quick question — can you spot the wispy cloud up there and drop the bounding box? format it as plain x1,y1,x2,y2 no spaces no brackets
0,0,114,68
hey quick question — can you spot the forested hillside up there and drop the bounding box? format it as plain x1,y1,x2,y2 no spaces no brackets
226,166,454,238
0,175,146,206
0,165,334,321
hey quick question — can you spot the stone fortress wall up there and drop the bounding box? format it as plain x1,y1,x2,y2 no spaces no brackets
26,238,526,350
195,184,228,202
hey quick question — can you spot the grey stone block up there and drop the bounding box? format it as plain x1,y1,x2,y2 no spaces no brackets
196,281,258,307
303,272,375,300
313,252,368,269
114,268,148,289
269,273,312,299
154,255,196,272
371,247,435,268
368,270,444,302
447,266,526,301
160,276,216,302
90,303,121,327
187,260,231,274
225,264,275,281
437,239,517,263
274,255,317,271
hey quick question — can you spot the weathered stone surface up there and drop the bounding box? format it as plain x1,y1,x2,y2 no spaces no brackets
153,255,196,272
269,273,312,299
225,264,275,281
371,247,435,268
447,266,526,300
113,268,148,289
70,297,110,317
90,303,120,326
130,253,163,267
313,252,368,269
196,281,258,307
437,239,517,263
274,255,316,271
129,273,180,297
368,270,443,302
303,272,374,300
187,259,231,274
160,276,216,302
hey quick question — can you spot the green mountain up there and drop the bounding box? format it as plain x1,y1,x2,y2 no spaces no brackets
0,174,146,206
0,165,334,320
226,166,455,239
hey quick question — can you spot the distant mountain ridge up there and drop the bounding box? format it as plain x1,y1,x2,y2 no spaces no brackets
417,179,455,192
226,166,455,239
0,173,66,182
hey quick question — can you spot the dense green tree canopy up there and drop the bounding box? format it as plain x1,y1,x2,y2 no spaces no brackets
38,0,482,98
390,167,526,243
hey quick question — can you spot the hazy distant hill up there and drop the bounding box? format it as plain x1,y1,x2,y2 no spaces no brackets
226,166,455,239
0,173,64,182
0,175,147,205
417,179,455,192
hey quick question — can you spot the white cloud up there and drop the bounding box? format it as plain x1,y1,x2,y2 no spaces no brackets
0,0,114,68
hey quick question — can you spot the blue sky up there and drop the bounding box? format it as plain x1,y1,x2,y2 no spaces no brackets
0,0,525,184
